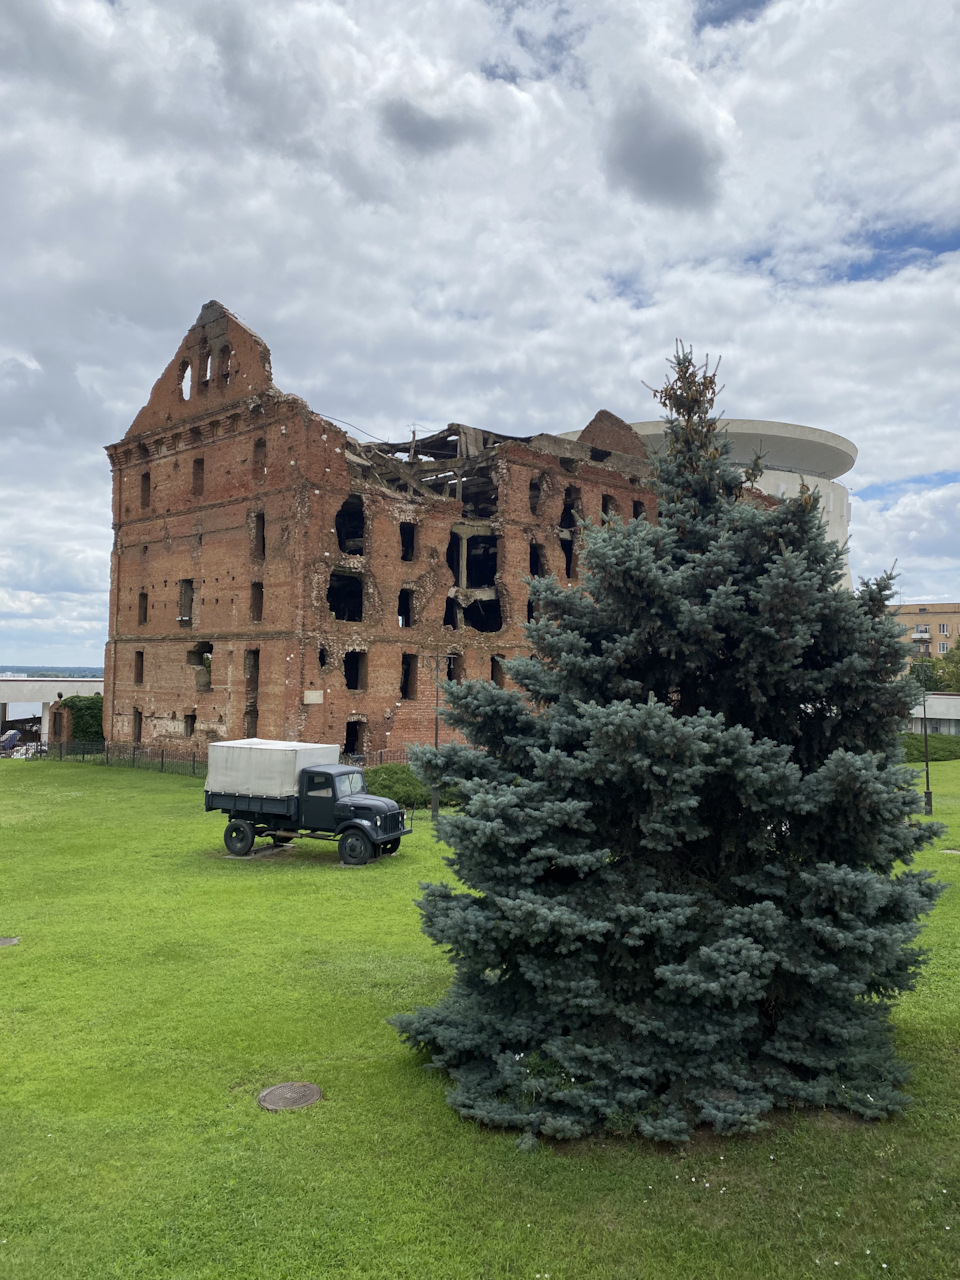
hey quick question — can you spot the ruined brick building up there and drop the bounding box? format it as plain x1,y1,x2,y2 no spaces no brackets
103,301,656,756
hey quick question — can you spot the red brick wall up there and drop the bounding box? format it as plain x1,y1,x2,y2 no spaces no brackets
104,303,656,757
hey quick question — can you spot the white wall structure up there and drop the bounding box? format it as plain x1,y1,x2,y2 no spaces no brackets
627,420,857,589
0,677,104,742
907,692,960,736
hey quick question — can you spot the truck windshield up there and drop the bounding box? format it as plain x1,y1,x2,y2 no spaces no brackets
335,772,366,797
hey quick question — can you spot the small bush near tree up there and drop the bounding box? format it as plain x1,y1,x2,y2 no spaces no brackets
393,345,944,1144
363,763,432,810
59,694,104,743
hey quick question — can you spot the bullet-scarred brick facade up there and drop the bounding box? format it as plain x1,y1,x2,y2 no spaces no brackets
103,302,656,757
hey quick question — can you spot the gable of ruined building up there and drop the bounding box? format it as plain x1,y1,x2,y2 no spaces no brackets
125,300,275,438
579,409,650,461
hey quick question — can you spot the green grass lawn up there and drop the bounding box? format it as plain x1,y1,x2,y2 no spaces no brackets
1,759,958,1280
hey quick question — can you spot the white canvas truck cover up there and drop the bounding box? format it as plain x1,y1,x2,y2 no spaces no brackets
206,739,340,798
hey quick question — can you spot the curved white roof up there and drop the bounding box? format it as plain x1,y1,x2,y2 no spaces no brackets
628,419,857,480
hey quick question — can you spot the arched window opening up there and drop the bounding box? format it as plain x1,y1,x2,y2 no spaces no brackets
252,437,266,476
187,641,214,692
343,650,367,691
529,543,546,577
446,653,464,682
179,360,192,401
218,345,232,387
633,499,647,521
344,720,366,757
400,653,417,700
491,655,506,688
398,589,413,628
335,494,365,554
199,344,211,392
529,474,545,515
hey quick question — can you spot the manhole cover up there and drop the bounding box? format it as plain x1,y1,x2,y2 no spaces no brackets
257,1082,322,1111
0,937,20,947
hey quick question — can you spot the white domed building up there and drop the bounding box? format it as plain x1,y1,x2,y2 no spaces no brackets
627,419,858,588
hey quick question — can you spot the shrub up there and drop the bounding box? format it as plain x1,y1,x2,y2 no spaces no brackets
364,763,431,809
59,694,104,743
902,732,960,762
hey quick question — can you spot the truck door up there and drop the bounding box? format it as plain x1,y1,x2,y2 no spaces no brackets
301,772,336,832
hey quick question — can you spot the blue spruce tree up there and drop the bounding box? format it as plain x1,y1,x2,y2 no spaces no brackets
392,346,943,1142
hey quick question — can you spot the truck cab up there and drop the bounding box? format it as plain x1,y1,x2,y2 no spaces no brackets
203,740,412,864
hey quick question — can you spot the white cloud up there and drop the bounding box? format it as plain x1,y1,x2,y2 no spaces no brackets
1,0,959,664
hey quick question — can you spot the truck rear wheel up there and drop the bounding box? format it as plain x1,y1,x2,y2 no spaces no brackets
339,829,374,866
225,819,255,856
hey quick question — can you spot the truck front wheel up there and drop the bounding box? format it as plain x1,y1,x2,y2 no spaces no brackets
339,829,374,866
224,819,256,856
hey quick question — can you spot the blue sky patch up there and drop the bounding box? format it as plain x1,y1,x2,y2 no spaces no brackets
840,224,960,282
853,471,960,503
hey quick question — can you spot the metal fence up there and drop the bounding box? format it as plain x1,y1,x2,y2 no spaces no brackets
7,739,411,775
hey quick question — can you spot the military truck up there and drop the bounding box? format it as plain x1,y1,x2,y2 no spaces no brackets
204,739,412,864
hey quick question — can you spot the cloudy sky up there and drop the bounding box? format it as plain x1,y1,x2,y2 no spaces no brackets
1,0,958,666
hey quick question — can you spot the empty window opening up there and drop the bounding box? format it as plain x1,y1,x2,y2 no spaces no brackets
187,641,214,691
179,360,192,401
183,713,196,739
132,708,142,744
250,581,263,622
633,500,646,521
601,494,620,521
134,651,144,685
466,535,497,588
529,543,546,577
559,486,581,530
244,648,260,693
344,650,367,691
178,579,194,627
335,495,365,555
192,457,205,496
218,344,231,387
443,597,460,629
252,437,266,475
590,447,611,463
252,511,265,560
199,346,211,390
491,656,506,688
318,647,327,669
400,523,416,561
446,653,464,682
328,573,363,622
52,711,63,738
461,470,498,519
398,589,413,628
344,720,365,756
560,535,574,579
446,532,462,585
138,591,148,625
243,709,259,738
463,597,502,633
400,652,418,700
527,599,535,622
140,471,151,509
529,474,544,515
